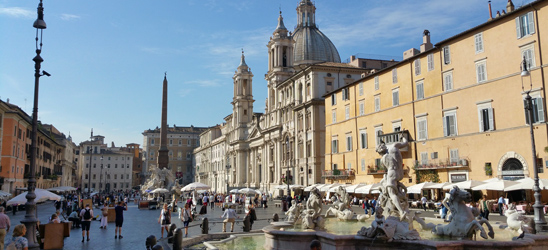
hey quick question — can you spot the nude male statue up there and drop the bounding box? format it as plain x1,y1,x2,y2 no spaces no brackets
376,136,408,220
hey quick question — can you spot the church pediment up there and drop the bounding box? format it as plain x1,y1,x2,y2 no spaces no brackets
249,125,262,139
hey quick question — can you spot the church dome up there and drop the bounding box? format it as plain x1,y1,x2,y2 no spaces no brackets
292,27,341,65
292,0,340,65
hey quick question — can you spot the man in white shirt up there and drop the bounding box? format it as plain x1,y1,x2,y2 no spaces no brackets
220,205,239,232
421,196,428,211
209,194,215,210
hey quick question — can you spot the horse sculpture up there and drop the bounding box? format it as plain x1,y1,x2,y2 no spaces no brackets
432,186,495,239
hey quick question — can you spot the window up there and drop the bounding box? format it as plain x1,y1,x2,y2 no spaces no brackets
179,139,182,145
359,100,365,115
427,53,434,71
92,174,96,180
346,134,352,151
449,149,459,164
342,88,350,100
169,139,173,145
416,80,424,100
359,82,364,96
331,136,338,153
360,130,367,149
420,152,428,165
345,105,350,120
443,110,458,137
524,96,545,124
443,46,451,64
417,118,428,141
392,69,397,84
392,88,399,107
121,174,124,179
332,109,336,123
374,76,379,90
361,159,366,171
477,102,494,132
521,44,536,69
331,94,336,105
475,33,484,53
374,126,383,147
516,12,535,39
187,152,191,159
374,95,380,112
187,139,191,146
347,162,352,171
414,59,421,75
443,71,453,91
114,174,117,179
475,60,487,83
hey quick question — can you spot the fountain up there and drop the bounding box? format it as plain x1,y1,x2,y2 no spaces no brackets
141,165,176,196
196,137,548,249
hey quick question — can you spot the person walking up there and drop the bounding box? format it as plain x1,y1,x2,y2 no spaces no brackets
79,204,93,242
246,205,257,230
4,224,27,250
479,195,490,220
498,195,505,216
158,204,171,238
209,194,215,210
421,196,428,211
100,203,108,229
262,194,268,209
181,203,192,237
370,197,377,215
114,201,127,239
0,207,11,250
220,205,239,232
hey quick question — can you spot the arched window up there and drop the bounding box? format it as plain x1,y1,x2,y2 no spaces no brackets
501,158,525,180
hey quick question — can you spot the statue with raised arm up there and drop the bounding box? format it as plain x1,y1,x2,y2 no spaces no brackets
377,136,408,221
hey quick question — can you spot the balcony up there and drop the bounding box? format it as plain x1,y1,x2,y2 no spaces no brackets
414,158,469,171
367,166,410,175
322,169,355,180
378,130,410,151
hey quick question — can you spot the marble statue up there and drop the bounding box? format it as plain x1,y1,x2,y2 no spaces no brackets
141,165,176,195
505,204,535,234
301,187,324,230
285,200,302,223
325,185,353,220
431,186,495,239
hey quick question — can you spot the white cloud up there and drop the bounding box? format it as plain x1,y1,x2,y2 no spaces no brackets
0,7,33,18
60,14,80,21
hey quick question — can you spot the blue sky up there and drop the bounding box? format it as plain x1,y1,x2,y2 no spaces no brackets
0,0,533,146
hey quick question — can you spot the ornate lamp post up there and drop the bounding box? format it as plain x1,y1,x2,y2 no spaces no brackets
521,57,547,232
23,1,48,249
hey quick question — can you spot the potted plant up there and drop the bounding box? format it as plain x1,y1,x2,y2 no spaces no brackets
484,163,492,176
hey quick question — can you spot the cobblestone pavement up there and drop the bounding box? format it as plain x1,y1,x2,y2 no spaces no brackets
3,200,515,249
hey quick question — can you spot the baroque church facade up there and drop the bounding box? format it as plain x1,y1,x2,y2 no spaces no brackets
194,0,370,194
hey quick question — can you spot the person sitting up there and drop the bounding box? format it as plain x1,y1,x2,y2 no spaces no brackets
68,210,81,228
49,213,61,224
5,224,28,250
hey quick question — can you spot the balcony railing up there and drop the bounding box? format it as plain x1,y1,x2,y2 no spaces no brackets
415,158,469,170
378,130,410,151
322,169,355,179
367,166,410,175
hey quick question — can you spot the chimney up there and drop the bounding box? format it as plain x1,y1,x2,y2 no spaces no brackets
420,30,433,53
507,0,515,12
488,1,493,20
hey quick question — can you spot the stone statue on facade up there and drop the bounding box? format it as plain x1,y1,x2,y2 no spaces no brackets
301,187,324,230
431,186,495,239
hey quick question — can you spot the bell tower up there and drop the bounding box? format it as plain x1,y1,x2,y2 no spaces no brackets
232,50,254,140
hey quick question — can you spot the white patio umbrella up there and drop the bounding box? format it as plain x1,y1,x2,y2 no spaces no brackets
151,188,170,194
7,188,61,206
328,184,347,193
0,191,11,198
181,182,210,192
238,188,261,195
505,177,548,191
443,180,486,190
355,183,382,194
320,183,342,192
407,182,435,194
229,189,240,194
345,183,366,193
274,185,287,190
472,179,520,191
304,184,325,192
428,182,449,189
289,184,305,190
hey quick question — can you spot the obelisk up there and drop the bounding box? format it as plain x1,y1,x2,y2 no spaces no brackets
157,73,169,170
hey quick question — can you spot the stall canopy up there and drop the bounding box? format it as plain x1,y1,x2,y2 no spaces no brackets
328,184,348,193
354,183,381,194
320,183,343,192
7,188,61,206
443,180,486,190
428,182,449,189
407,182,436,194
181,182,210,192
345,183,366,193
238,188,261,195
304,184,326,192
471,179,520,191
505,177,548,191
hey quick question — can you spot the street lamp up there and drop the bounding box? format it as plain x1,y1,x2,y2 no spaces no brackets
23,1,47,249
521,57,547,232
226,154,231,193
99,156,104,194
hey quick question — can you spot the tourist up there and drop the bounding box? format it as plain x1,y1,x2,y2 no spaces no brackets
49,213,61,223
421,196,428,211
220,205,239,232
5,224,28,250
371,197,377,215
246,205,257,230
79,204,93,242
262,194,268,209
309,239,322,250
68,209,81,228
498,195,506,216
441,203,448,220
158,204,171,238
363,198,370,214
0,207,11,250
209,193,215,210
100,203,108,229
479,195,490,220
115,201,127,239
182,203,192,237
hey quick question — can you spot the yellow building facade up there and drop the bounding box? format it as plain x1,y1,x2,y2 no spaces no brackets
325,1,548,198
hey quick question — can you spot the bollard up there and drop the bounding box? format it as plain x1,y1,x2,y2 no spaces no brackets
273,213,279,222
146,235,157,250
243,215,251,232
173,228,183,250
201,217,209,234
167,224,177,243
